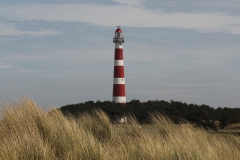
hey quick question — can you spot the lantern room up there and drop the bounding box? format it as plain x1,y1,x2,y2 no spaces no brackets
113,26,124,44
115,27,123,37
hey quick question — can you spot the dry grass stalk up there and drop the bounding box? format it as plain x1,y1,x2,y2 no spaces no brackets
0,98,240,160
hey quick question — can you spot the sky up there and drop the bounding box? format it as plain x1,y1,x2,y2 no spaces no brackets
0,0,240,108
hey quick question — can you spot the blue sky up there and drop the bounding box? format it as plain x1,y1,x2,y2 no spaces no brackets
0,0,240,108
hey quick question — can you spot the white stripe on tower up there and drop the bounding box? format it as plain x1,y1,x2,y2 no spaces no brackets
113,27,126,104
115,44,123,48
114,60,124,66
113,78,125,84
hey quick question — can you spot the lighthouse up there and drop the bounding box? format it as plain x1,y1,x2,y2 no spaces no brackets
112,26,126,104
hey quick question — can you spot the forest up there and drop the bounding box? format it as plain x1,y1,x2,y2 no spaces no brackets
60,99,240,130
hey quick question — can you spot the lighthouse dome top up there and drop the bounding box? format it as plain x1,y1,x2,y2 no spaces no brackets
115,26,122,33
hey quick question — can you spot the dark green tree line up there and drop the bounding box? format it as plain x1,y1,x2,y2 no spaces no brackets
59,99,240,129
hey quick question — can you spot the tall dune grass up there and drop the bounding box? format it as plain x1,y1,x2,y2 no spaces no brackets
1,98,240,159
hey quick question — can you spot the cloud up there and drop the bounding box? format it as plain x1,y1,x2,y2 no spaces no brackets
1,4,240,34
0,62,12,69
111,0,143,7
0,62,41,74
18,69,43,73
0,21,61,37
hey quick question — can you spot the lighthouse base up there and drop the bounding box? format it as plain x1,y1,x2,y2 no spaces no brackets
119,117,127,124
112,96,126,103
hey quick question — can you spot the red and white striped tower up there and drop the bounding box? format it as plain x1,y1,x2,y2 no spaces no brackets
112,26,126,104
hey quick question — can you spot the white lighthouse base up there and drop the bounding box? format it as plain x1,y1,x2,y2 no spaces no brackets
119,117,127,124
113,96,126,103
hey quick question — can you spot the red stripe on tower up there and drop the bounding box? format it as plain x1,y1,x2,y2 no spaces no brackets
113,27,126,104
